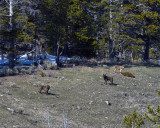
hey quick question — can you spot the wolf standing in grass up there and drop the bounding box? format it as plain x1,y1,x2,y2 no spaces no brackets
39,85,50,94
103,74,113,85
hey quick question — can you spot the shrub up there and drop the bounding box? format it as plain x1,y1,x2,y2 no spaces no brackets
40,71,46,77
145,105,160,126
145,90,160,127
0,69,4,77
13,67,19,75
25,68,34,75
45,71,54,77
20,68,27,75
2,68,14,76
43,61,57,70
123,109,144,128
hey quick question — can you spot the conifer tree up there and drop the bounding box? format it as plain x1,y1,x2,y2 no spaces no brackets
117,0,160,62
123,109,144,128
67,0,98,57
41,0,99,58
145,90,160,127
40,0,69,67
0,0,36,68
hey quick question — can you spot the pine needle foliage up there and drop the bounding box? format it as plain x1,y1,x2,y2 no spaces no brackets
145,90,160,127
123,109,144,128
40,71,46,77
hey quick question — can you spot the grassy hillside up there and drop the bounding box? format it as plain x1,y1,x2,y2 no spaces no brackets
0,64,160,128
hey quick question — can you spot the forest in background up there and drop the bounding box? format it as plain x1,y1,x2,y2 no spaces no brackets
0,0,160,68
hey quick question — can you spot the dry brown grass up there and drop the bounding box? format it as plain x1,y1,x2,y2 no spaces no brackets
0,65,160,128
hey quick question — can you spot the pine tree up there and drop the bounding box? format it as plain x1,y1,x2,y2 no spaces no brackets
40,0,69,67
117,0,160,62
145,90,160,127
41,0,99,58
0,0,37,68
123,109,144,128
67,0,98,57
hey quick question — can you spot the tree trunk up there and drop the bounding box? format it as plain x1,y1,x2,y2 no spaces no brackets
1,51,4,60
63,43,69,57
109,40,115,63
8,39,15,68
131,51,133,62
56,37,61,68
8,0,15,69
119,43,123,62
109,0,115,63
143,35,150,62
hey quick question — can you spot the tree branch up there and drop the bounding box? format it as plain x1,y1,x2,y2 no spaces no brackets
0,7,7,12
13,0,19,5
3,0,20,6
3,0,9,5
0,14,11,17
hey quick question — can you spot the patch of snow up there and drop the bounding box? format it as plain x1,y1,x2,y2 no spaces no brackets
0,59,9,65
0,55,7,60
0,54,81,68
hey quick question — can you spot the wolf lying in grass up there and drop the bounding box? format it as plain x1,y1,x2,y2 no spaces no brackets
120,72,135,78
39,85,50,94
103,74,113,85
